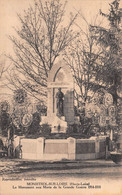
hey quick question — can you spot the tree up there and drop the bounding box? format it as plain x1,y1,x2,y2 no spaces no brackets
0,54,9,89
0,101,11,136
90,0,122,105
8,0,78,103
64,21,104,107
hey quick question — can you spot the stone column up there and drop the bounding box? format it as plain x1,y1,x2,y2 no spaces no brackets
67,137,76,160
37,137,45,160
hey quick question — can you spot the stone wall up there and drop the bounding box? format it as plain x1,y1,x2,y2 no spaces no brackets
20,136,106,161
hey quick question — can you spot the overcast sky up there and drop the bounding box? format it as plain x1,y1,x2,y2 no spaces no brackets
0,0,116,56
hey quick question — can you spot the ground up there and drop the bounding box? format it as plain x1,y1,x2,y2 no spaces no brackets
0,158,122,179
0,158,122,195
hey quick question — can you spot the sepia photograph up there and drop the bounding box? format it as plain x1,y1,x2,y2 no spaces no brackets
0,0,122,194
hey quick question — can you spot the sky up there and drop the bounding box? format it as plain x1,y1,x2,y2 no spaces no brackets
0,0,115,56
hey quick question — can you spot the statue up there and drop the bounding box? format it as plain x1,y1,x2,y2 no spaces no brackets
56,88,64,116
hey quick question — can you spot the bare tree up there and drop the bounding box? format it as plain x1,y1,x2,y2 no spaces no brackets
0,54,10,90
8,0,78,103
63,22,104,107
0,54,9,79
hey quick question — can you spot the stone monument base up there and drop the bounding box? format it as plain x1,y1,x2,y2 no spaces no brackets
51,116,67,133
40,115,67,133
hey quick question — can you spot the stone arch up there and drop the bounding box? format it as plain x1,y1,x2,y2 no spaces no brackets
48,60,74,87
47,60,74,124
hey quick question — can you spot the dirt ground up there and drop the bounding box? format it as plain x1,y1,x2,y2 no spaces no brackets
0,158,122,179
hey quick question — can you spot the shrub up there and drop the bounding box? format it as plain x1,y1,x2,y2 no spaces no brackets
36,104,47,116
67,124,83,134
40,123,51,135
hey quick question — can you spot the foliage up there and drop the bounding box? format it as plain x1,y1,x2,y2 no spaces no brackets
0,101,10,113
0,111,11,136
40,123,51,135
116,99,122,129
66,118,94,137
13,89,27,104
90,0,122,104
27,112,41,134
67,124,82,134
0,89,45,136
0,101,11,136
25,123,51,138
36,103,47,116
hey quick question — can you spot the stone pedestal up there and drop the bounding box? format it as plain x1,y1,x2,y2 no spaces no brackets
51,115,67,133
40,114,67,133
